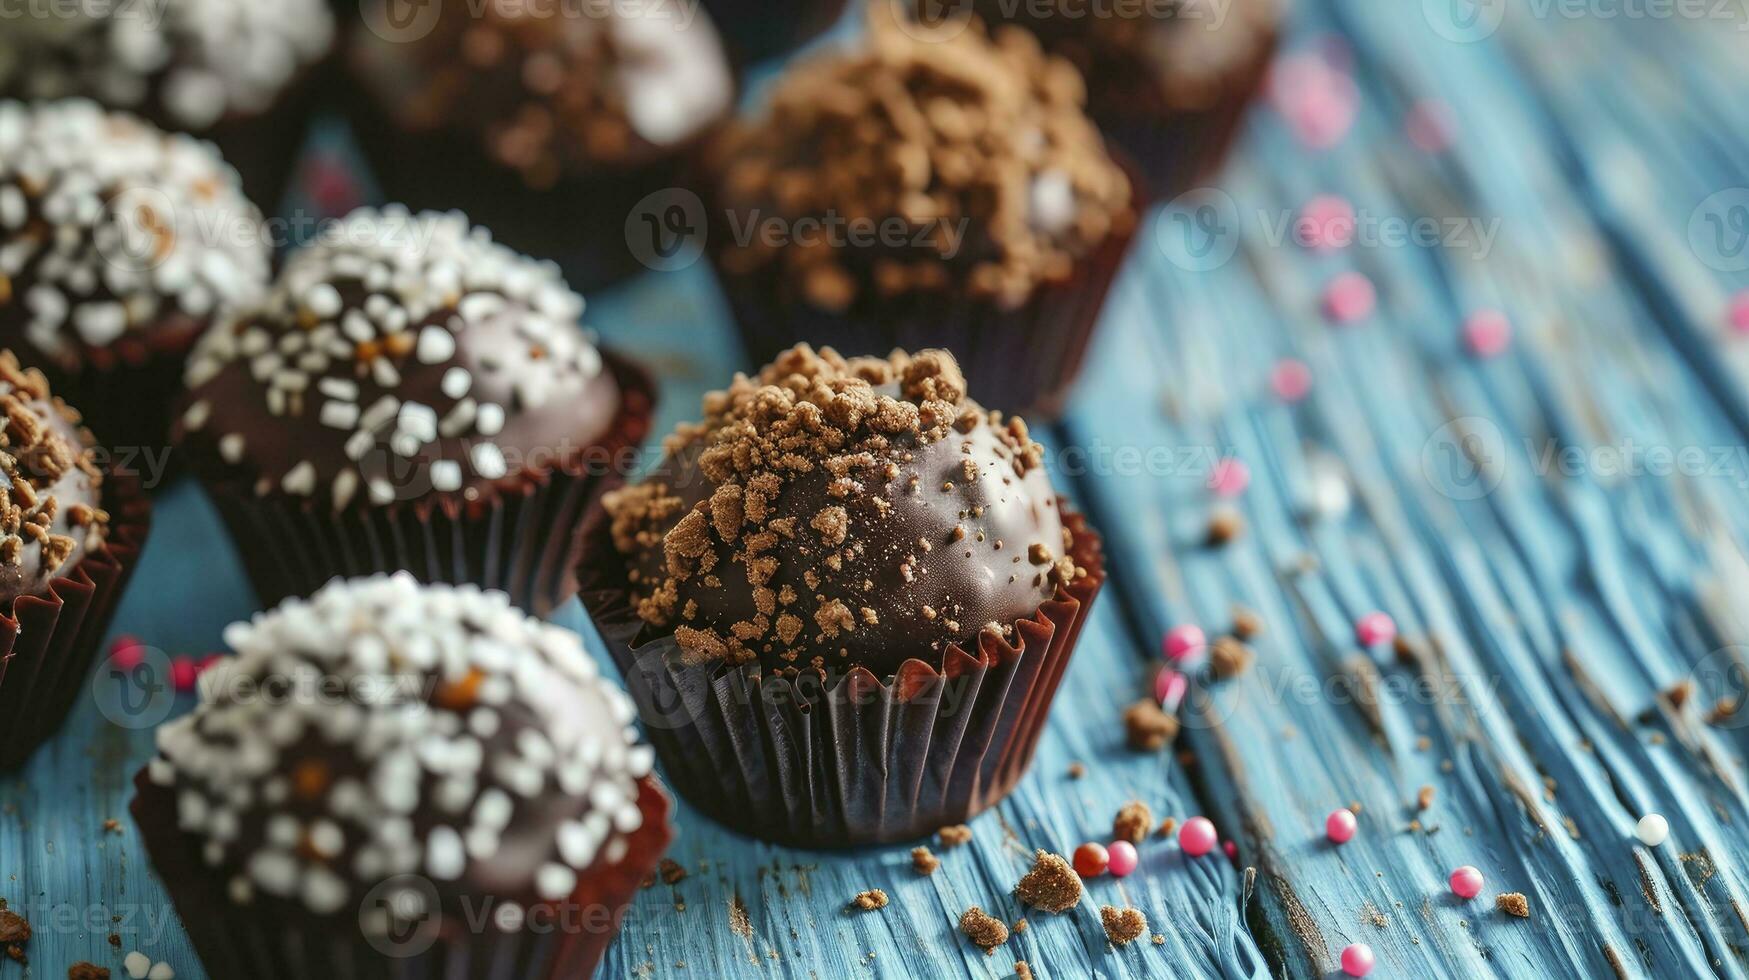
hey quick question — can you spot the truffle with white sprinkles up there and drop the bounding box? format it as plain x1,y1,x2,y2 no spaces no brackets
0,0,334,132
0,99,269,372
177,207,619,509
143,574,659,916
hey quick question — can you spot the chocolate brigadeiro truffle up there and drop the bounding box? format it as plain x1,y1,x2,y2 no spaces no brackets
0,0,336,206
579,345,1105,846
0,99,271,456
706,12,1136,417
174,207,654,614
131,574,672,980
923,0,1281,197
346,0,735,290
0,349,151,772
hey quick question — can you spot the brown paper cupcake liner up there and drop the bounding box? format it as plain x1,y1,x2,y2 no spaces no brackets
184,352,654,615
131,769,672,980
0,471,152,771
713,203,1137,421
577,506,1104,848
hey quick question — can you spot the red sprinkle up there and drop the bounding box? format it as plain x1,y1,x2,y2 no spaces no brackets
108,635,146,671
170,656,199,693
1073,842,1110,878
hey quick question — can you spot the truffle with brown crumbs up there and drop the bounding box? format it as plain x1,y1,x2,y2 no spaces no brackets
1100,905,1148,945
1113,801,1153,844
603,346,1086,676
959,907,1009,954
1124,699,1180,750
1015,850,1081,913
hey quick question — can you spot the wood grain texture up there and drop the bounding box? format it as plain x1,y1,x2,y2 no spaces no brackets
6,3,1749,979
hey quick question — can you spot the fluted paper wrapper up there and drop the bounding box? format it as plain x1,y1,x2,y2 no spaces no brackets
578,506,1105,847
131,771,672,980
0,472,152,771
185,354,654,615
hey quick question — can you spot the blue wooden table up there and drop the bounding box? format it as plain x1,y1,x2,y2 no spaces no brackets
8,2,1749,977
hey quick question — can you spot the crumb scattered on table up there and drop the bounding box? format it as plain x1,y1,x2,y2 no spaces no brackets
1066,762,1086,779
1231,605,1264,639
1157,817,1178,838
1417,785,1436,811
1496,892,1530,918
659,859,687,885
911,846,940,875
959,906,1009,953
1015,850,1081,913
1100,905,1148,945
1210,636,1255,679
939,824,973,848
850,890,888,911
1123,699,1179,750
69,964,110,980
1113,801,1153,844
1016,961,1034,980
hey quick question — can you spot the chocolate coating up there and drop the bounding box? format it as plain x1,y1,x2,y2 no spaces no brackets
604,345,1085,677
175,208,622,509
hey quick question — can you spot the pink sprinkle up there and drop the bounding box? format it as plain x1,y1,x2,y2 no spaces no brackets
1450,865,1484,899
1323,272,1377,324
1207,458,1250,497
1728,290,1749,334
1270,359,1314,402
1164,625,1207,662
1355,612,1397,647
108,635,145,671
1296,195,1356,251
1223,840,1238,860
1463,309,1512,357
1341,943,1375,977
1108,840,1139,877
1325,808,1357,844
1179,816,1218,857
1405,99,1456,154
1269,52,1359,149
1155,666,1188,708
170,656,199,693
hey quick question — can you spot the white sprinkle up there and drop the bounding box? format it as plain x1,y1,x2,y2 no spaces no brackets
536,863,577,901
318,377,359,401
472,443,508,480
417,325,457,364
476,402,505,437
219,433,246,464
147,962,175,980
333,470,359,509
183,400,212,432
1637,813,1669,847
427,825,466,880
282,462,316,496
321,400,361,430
441,366,472,399
305,283,344,318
